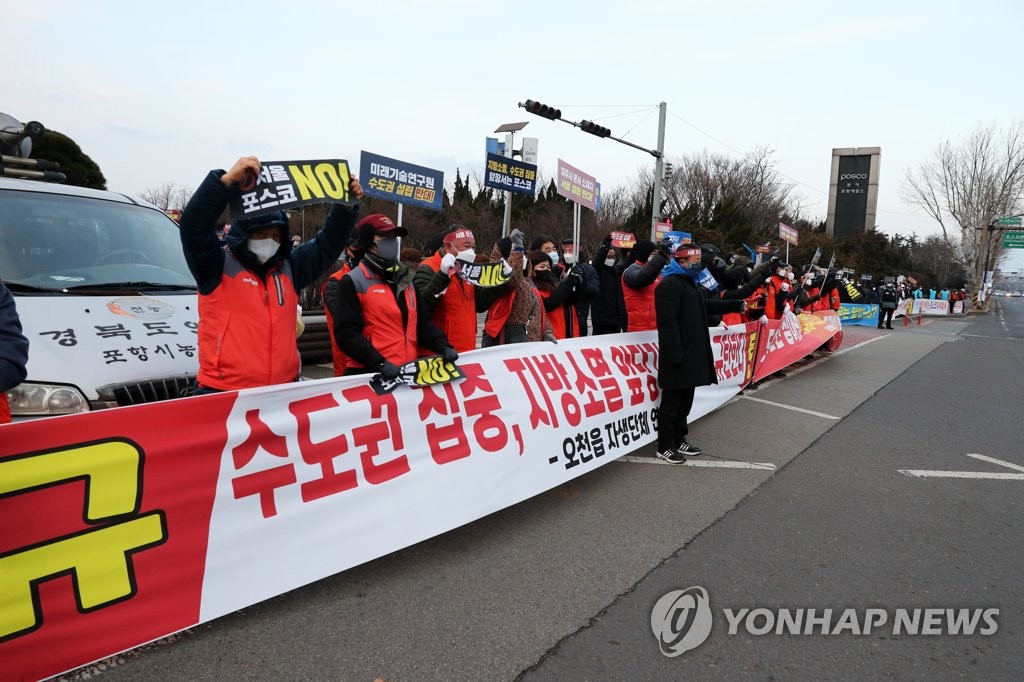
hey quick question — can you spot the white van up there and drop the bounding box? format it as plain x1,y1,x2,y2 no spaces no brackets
1,176,199,417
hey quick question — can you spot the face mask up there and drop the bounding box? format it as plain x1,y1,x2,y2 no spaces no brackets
248,237,279,264
787,272,795,281
455,247,476,263
535,271,555,283
548,252,560,265
375,237,400,262
686,261,703,275
605,258,617,268
562,253,575,264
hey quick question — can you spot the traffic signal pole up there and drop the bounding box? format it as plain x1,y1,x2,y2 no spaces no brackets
519,99,668,240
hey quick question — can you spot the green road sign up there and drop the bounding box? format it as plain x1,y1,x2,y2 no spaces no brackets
996,216,1023,227
1003,231,1024,248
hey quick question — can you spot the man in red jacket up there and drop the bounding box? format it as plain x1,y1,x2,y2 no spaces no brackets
179,156,363,393
331,215,457,377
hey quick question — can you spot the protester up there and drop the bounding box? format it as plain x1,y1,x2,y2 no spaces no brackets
481,230,556,345
330,214,457,377
621,239,669,331
654,244,717,463
562,239,599,335
764,260,795,319
529,250,584,339
413,225,509,353
590,237,626,334
322,233,363,375
1,280,30,424
179,156,363,393
530,235,565,277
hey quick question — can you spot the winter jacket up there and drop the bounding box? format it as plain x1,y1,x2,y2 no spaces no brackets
179,170,359,390
322,260,353,375
590,247,625,331
622,254,668,331
655,273,717,390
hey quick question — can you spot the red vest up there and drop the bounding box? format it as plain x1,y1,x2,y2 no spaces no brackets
418,252,477,353
322,263,352,376
536,288,579,339
765,275,792,320
0,393,10,424
198,251,300,391
622,264,661,331
346,262,418,368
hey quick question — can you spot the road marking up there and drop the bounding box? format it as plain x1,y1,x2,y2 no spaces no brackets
898,453,1024,480
739,396,840,420
619,456,776,470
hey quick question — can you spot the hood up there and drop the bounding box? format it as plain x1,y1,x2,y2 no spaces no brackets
226,210,292,272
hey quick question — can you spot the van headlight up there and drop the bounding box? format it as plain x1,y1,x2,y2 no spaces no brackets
6,383,90,416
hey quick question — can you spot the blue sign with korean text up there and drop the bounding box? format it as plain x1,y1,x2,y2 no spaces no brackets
484,152,537,196
359,151,444,212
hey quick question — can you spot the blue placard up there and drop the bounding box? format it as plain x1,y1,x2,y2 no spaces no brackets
359,151,444,212
484,152,537,196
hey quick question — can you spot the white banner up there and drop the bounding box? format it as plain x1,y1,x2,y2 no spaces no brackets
912,299,950,316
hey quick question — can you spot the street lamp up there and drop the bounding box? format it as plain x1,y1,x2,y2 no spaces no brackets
494,121,529,238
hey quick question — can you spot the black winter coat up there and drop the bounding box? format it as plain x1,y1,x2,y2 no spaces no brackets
655,273,718,390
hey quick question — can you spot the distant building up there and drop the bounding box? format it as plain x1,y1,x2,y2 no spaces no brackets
826,147,881,239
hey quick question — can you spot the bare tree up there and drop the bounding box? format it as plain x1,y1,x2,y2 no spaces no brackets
139,181,195,211
903,119,1024,296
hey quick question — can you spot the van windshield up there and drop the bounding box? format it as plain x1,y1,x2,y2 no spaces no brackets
0,190,196,291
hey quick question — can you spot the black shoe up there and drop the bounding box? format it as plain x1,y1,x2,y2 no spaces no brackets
656,449,687,464
677,441,703,456
877,326,883,329
886,326,894,329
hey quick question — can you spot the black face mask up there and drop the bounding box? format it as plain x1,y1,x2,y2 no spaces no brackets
534,271,555,283
364,251,401,281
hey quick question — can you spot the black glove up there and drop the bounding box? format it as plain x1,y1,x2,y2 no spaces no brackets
656,237,674,258
758,292,768,307
378,360,401,380
602,234,613,248
768,256,781,271
441,346,459,363
567,264,584,285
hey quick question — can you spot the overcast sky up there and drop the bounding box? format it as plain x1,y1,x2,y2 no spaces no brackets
7,0,1024,269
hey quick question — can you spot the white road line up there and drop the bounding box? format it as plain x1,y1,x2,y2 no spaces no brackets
898,470,1024,480
966,453,1024,473
740,396,841,420
898,452,1024,480
618,456,776,470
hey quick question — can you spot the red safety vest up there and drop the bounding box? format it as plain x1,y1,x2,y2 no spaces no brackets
536,288,579,339
418,252,477,353
622,264,661,331
345,262,419,368
322,262,352,376
197,250,300,391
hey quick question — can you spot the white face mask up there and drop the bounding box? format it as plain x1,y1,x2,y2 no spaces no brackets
455,247,476,263
248,237,279,264
562,253,575,264
605,258,617,268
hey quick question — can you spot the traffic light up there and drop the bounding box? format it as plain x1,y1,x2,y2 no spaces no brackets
580,120,611,138
523,99,562,120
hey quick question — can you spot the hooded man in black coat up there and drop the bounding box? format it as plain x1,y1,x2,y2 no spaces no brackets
653,244,720,463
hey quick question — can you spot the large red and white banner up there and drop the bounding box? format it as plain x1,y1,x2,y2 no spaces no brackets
0,320,835,681
752,310,843,382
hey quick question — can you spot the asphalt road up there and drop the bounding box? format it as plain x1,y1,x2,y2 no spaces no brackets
59,306,1023,681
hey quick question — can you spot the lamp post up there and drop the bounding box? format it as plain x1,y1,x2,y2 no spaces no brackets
494,121,529,238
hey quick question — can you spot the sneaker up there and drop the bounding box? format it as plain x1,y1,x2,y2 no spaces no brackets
656,449,687,464
677,441,703,456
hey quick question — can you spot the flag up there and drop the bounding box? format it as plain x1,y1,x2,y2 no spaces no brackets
810,247,823,266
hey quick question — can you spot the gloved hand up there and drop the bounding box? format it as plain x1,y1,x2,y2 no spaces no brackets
567,264,584,285
543,332,558,344
441,346,459,363
603,234,613,248
501,258,513,276
758,292,768,307
440,252,457,275
378,360,401,380
768,255,781,271
510,228,525,252
656,237,674,258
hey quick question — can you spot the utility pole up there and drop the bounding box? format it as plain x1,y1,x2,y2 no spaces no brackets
650,101,667,241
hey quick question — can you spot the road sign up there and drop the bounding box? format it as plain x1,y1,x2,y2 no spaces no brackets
996,216,1023,227
1003,231,1024,248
